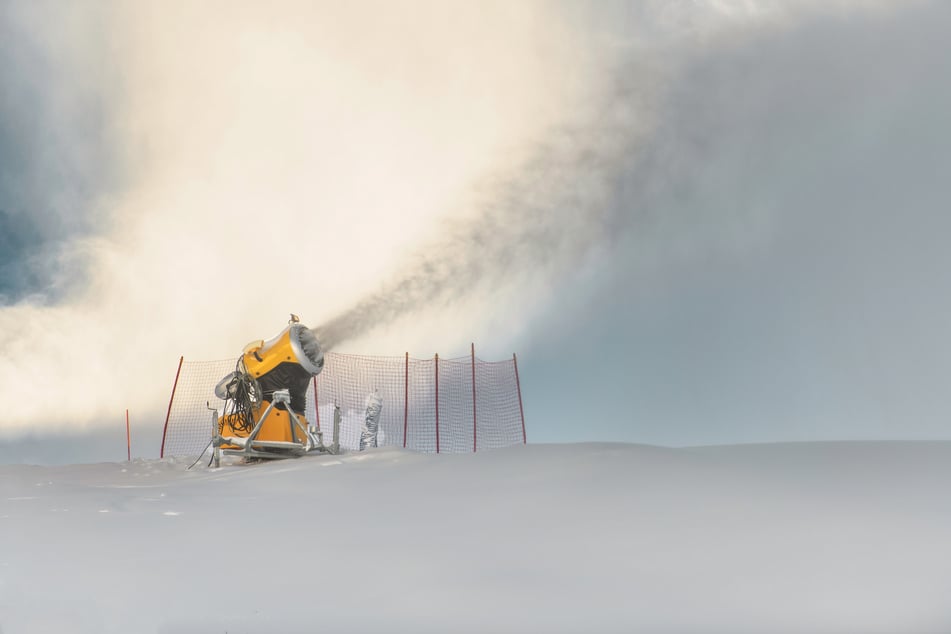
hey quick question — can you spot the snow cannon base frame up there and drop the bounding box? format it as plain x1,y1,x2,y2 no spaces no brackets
211,389,340,464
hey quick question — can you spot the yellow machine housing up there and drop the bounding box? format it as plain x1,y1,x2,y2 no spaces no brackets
218,403,309,446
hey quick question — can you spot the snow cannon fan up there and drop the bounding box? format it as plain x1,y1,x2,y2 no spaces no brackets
211,315,339,462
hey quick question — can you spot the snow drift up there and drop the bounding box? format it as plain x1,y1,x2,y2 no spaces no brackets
2,441,950,633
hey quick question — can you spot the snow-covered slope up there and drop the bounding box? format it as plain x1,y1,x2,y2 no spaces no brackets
2,442,950,633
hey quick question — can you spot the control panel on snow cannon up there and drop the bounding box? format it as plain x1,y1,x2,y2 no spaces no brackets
212,315,339,462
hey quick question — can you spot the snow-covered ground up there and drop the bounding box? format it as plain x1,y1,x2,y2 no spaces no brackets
2,442,950,633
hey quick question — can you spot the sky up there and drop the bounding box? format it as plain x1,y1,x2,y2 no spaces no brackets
1,0,950,463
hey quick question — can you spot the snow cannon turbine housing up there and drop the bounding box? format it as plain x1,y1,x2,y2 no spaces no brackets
242,322,324,413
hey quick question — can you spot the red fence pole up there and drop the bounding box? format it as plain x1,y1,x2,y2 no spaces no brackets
160,356,184,458
403,352,409,448
471,343,477,453
513,353,526,444
313,375,321,433
126,409,131,461
435,353,440,454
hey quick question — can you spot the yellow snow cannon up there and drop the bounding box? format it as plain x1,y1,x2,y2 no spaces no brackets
212,316,339,462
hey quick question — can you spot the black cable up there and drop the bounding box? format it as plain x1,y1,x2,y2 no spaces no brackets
222,358,258,435
186,439,213,470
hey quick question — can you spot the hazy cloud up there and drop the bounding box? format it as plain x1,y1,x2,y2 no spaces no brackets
0,2,120,303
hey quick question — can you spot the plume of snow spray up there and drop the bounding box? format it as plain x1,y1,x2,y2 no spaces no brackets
315,63,664,350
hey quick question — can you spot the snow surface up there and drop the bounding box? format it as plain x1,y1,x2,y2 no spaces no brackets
2,442,951,633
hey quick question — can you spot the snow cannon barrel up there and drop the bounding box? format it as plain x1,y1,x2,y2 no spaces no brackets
242,323,324,413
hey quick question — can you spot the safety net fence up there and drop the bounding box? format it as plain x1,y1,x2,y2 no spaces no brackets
160,351,527,457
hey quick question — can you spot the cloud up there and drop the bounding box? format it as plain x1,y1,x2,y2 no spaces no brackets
0,2,120,303
518,0,951,445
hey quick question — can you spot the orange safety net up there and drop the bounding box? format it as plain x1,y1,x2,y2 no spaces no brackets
161,351,526,457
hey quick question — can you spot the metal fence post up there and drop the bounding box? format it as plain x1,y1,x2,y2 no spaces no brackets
160,356,184,458
471,343,477,453
435,353,440,454
513,353,526,444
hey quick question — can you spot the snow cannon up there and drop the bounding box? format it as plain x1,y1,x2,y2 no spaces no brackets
212,315,340,462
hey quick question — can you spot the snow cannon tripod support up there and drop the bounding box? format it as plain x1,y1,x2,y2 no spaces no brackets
210,317,340,462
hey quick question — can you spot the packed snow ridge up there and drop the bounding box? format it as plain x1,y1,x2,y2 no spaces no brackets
2,441,950,633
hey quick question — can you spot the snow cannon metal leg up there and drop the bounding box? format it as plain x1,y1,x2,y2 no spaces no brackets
332,404,341,455
208,404,221,468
